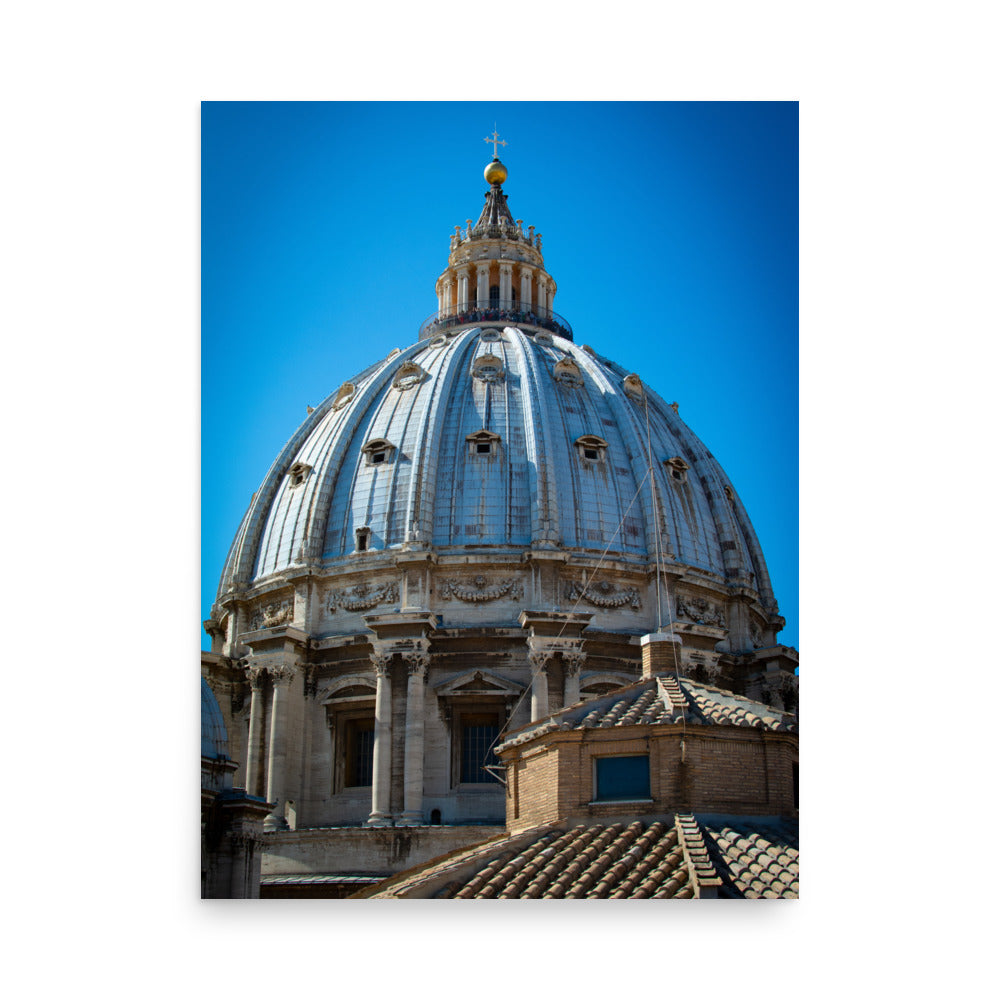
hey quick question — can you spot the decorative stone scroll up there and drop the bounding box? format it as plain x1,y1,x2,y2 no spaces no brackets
566,580,641,611
331,382,356,411
750,622,763,648
623,374,644,400
250,601,293,630
675,594,726,628
439,575,523,603
329,581,399,612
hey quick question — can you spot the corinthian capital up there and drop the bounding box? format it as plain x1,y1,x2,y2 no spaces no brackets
370,650,392,677
402,650,430,679
527,649,551,673
562,650,587,676
268,662,299,686
245,662,267,689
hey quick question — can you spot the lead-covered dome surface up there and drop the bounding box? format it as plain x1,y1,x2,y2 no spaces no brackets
215,324,777,616
201,678,229,760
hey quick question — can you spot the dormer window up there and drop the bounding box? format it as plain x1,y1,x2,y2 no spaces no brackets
472,353,505,384
724,485,735,503
575,435,608,463
362,439,395,467
287,461,311,488
392,361,426,391
466,429,501,457
553,356,583,387
355,527,371,552
665,456,690,483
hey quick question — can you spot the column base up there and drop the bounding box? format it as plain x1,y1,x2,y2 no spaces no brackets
365,813,393,828
396,812,423,827
263,814,289,833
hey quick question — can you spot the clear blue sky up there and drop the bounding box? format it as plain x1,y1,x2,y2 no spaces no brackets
202,101,798,652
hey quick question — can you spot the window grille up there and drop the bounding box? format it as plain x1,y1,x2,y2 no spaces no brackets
345,720,375,787
461,714,501,783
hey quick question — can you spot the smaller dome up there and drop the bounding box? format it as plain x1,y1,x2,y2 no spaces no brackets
201,678,229,760
484,157,507,185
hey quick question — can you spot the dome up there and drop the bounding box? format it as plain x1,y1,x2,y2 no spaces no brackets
210,149,786,665
215,325,777,627
201,677,229,760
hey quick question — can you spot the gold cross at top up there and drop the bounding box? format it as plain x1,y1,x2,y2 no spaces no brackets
484,126,508,158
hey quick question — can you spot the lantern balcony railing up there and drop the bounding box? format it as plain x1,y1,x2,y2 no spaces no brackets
418,304,573,342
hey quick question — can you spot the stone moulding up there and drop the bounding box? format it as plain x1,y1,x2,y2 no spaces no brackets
439,575,524,603
676,594,726,628
566,580,641,610
328,581,400,612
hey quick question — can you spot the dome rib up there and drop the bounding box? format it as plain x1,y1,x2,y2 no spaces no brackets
507,330,561,547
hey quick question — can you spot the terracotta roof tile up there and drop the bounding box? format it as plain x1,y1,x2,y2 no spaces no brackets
370,815,797,899
496,676,795,752
700,819,799,899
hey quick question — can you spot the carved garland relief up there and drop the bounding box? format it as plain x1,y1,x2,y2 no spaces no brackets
439,575,524,602
566,580,641,610
328,581,400,612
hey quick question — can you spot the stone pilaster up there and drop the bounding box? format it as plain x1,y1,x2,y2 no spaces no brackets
528,650,550,721
243,663,266,797
563,651,585,708
398,650,430,826
499,262,513,309
476,263,490,309
263,662,298,831
519,266,532,310
367,651,394,826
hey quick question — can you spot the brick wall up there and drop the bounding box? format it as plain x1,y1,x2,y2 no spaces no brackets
505,725,797,832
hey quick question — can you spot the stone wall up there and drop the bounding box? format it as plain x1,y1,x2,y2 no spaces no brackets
260,825,506,877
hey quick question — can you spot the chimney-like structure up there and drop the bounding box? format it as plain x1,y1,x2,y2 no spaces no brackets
640,631,682,679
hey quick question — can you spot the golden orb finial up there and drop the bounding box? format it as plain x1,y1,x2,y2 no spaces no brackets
484,157,507,185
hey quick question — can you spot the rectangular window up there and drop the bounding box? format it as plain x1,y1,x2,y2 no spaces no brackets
594,755,650,801
461,713,501,784
345,719,375,787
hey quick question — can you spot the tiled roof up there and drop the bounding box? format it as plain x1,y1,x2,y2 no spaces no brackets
497,675,796,752
364,814,797,899
700,819,799,899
